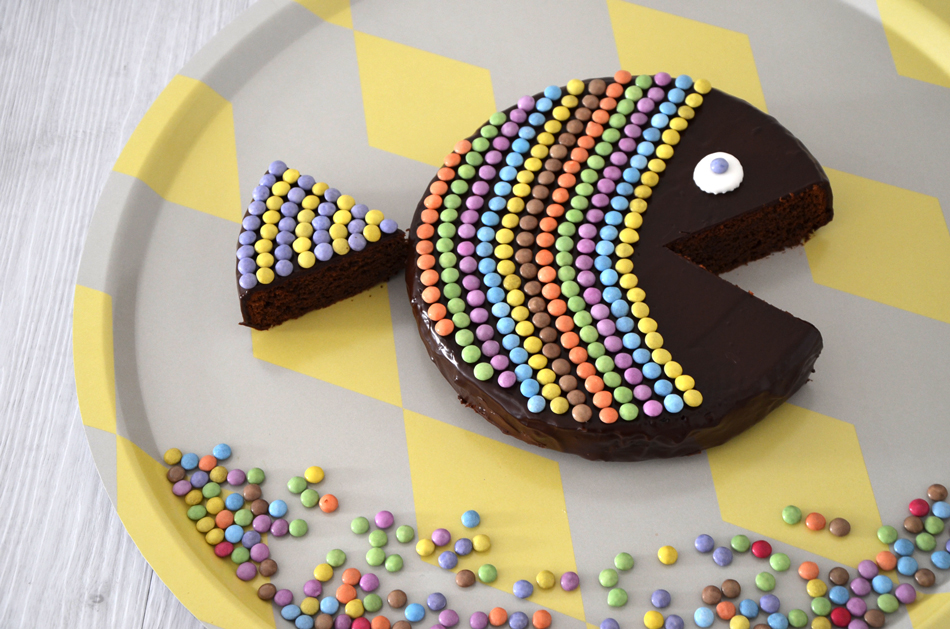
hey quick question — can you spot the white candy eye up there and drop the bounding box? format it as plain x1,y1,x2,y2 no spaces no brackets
693,152,743,194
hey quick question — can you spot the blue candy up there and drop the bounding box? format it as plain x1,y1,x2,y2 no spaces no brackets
259,174,276,187
268,160,287,175
281,201,299,217
475,242,494,257
295,615,314,629
242,530,261,548
499,166,517,181
268,500,288,518
528,113,546,127
675,74,694,89
315,243,333,262
514,364,533,381
350,203,369,219
633,348,651,363
190,471,209,488
281,604,301,621
871,574,893,594
665,616,684,629
637,141,656,156
664,394,685,413
312,230,330,245
502,334,520,351
225,493,244,511
767,613,788,629
643,128,661,142
527,395,546,413
652,589,671,608
738,599,758,618
427,593,447,611
406,603,426,622
224,524,244,543
242,215,261,231
897,556,918,576
654,379,673,396
509,612,529,629
933,501,950,519
520,379,540,398
482,209,501,225
651,113,669,129
535,97,552,112
275,260,293,277
894,538,915,556
320,597,339,614
455,538,473,556
252,185,270,201
713,546,733,566
543,85,562,100
509,347,527,363
278,230,297,245
694,608,714,628
643,362,662,379
239,230,257,245
828,586,849,605
238,257,257,274
932,550,950,569
297,175,315,191
659,101,677,115
760,595,780,614
600,620,619,629
323,187,340,202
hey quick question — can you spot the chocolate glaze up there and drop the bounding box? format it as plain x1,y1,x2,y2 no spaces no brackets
406,78,833,461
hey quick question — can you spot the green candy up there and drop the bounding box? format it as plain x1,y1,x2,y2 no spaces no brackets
579,326,598,343
916,532,936,551
457,165,475,180
231,546,250,564
351,517,370,534
595,141,613,156
201,482,220,499
574,183,593,197
437,223,456,239
614,552,634,571
624,86,643,101
385,554,404,572
877,593,899,614
555,252,574,267
450,180,468,194
452,313,470,329
565,209,585,223
924,515,944,535
320,547,351,572
454,329,474,346
440,268,458,283
599,568,619,588
287,476,308,494
587,343,606,359
369,530,389,548
478,564,497,583
557,221,576,237
567,298,586,315
607,587,628,607
234,508,253,527
755,572,776,592
488,112,506,126
471,137,489,152
186,505,207,521
620,403,639,420
570,195,588,210
580,169,598,184
572,309,591,326
731,535,751,552
587,155,606,170
435,238,453,253
877,525,898,544
396,525,415,543
363,594,383,613
605,374,623,390
246,468,265,484
289,519,308,537
464,151,482,166
300,488,320,508
444,283,462,299
635,74,652,89
438,251,456,267
595,356,615,373
479,125,498,139
608,113,627,128
769,553,791,572
473,363,494,382
555,236,574,252
616,99,635,115
602,129,621,144
561,281,580,298
782,505,802,524
811,597,831,616
461,345,481,364
366,548,385,566
787,609,807,628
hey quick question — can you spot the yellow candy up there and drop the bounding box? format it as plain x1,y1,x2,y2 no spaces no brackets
185,489,203,506
694,78,712,94
497,260,515,276
531,144,549,159
541,383,561,400
523,336,542,354
313,563,334,581
675,375,695,391
536,570,556,589
678,105,695,120
645,332,664,349
254,239,273,254
550,397,569,415
628,287,646,302
634,185,652,199
524,158,542,172
567,79,585,95
256,252,274,268
196,516,215,533
272,181,291,197
302,195,319,209
630,198,648,213
298,209,315,224
560,94,578,108
262,209,281,224
305,466,324,483
333,209,352,224
684,389,703,407
670,117,688,131
416,539,435,557
345,599,364,619
657,545,678,565
329,223,348,240
260,224,278,240
641,171,659,187
543,120,561,134
615,259,633,274
644,611,665,629
537,132,554,145
363,225,381,242
256,267,274,285
301,597,320,616
507,197,525,213
510,306,528,322
632,302,650,318
619,273,639,289
293,238,312,254
806,579,827,597
729,616,750,629
664,361,683,378
365,209,384,226
515,170,533,185
625,212,643,229
685,93,704,108
332,238,349,256
473,534,491,552
506,288,524,306
552,106,571,121
811,618,831,629
495,228,514,244
652,348,671,365
205,528,224,545
515,321,534,337
512,183,531,197
527,354,547,370
495,244,513,260
638,317,657,333
662,129,680,145
206,497,224,514
615,244,634,259
648,159,666,173
313,182,329,195
282,168,300,183
163,449,181,465
619,228,639,244
336,194,355,210
298,251,316,269
656,144,674,159
295,222,314,238
537,369,556,385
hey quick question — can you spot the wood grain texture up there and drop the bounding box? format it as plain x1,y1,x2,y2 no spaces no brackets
0,1,255,626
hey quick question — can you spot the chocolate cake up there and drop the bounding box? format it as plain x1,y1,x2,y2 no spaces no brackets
406,72,833,461
237,161,408,330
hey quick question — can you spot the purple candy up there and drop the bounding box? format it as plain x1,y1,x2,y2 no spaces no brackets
476,325,494,342
578,224,597,239
847,620,869,629
318,201,336,216
510,109,527,123
634,384,652,400
274,244,293,261
518,95,536,111
250,542,269,562
172,480,191,496
577,239,596,254
631,112,648,125
591,303,610,319
587,209,605,223
268,160,287,175
501,122,519,137
313,215,331,230
492,137,510,151
597,319,616,336
760,594,780,613
664,616,684,629
644,400,663,416
303,579,322,597
335,614,352,629
440,610,459,628
480,341,498,359
459,257,477,274
654,72,672,86
850,577,871,596
461,210,479,224
597,179,616,194
348,233,367,252
472,181,490,196
895,583,916,604
604,166,622,180
238,257,257,275
360,572,380,592
846,597,867,616
235,562,257,581
438,551,458,569
313,230,331,245
239,230,257,245
625,368,644,385
375,510,395,529
252,514,272,533
431,529,451,546
238,274,257,290
315,242,333,261
380,218,398,234
297,175,316,191
467,291,485,307
485,151,502,165
462,275,480,290
236,245,255,260
479,165,497,180
651,589,671,608
561,571,580,591
281,201,299,217
470,308,488,324
604,336,623,353
242,530,261,548
713,546,733,566
259,174,276,187
509,612,529,629
190,470,209,488
430,624,446,629
351,203,369,219
348,219,367,234
647,86,666,101
857,560,878,579
278,217,296,231
695,534,715,553
273,589,293,606
624,124,642,138
252,185,270,201
242,215,261,231
275,260,293,277
576,254,593,270
427,593,447,611
592,193,609,207
577,271,595,287
490,355,510,370
615,353,633,369
600,620,619,629
458,225,476,241
470,612,489,629
270,518,289,537
455,538,473,555
498,370,516,388
324,188,340,202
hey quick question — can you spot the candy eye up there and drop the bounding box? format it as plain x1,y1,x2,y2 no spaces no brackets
693,152,743,194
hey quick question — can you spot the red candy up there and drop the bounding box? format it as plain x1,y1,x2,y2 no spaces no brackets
909,498,930,517
214,541,234,558
353,619,371,629
751,540,772,558
829,607,851,627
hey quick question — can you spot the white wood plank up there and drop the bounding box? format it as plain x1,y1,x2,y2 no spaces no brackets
0,1,254,627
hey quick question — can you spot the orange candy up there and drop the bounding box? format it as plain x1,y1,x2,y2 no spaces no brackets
561,333,580,351
536,233,555,249
805,512,826,531
415,224,434,240
443,152,461,167
614,70,632,84
539,217,558,232
541,283,560,300
335,583,357,603
421,286,441,304
577,136,596,150
545,203,564,218
586,122,604,138
599,407,619,423
371,617,391,629
598,97,617,111
547,299,567,317
454,139,471,154
420,207,439,222
426,303,446,321
575,361,596,379
198,455,216,472
489,608,508,627
605,82,624,98
420,269,439,286
551,188,569,204
215,510,234,529
319,494,338,513
563,160,581,174
716,601,736,620
555,315,574,332
798,561,820,580
434,319,454,336
537,266,557,284
415,240,433,255
532,611,552,629
557,173,576,189
592,390,613,409
535,250,554,266
416,255,435,270
592,108,611,123
585,376,604,393
437,167,455,181
429,180,448,195
569,148,588,162
876,551,897,571
341,568,361,585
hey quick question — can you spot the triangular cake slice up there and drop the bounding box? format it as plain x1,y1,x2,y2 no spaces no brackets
406,71,832,461
237,161,408,330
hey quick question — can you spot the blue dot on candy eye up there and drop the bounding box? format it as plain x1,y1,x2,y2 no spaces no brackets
710,158,729,174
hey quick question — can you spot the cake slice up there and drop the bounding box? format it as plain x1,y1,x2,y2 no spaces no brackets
236,161,408,330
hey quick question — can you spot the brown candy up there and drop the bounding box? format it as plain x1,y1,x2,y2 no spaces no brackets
388,590,407,608
558,375,577,391
537,171,555,186
456,569,476,587
526,199,545,215
915,567,936,587
516,232,535,248
864,609,885,628
393,622,411,629
538,325,557,343
257,583,277,600
524,281,541,297
566,390,586,405
531,185,549,200
552,359,571,376
828,567,849,585
571,404,592,422
721,579,740,598
702,586,722,605
527,297,546,313
928,483,948,501
549,145,568,159
566,120,584,135
753,626,770,629
519,215,539,231
514,248,533,264
574,108,591,122
166,465,186,483
829,517,851,537
243,484,262,501
316,614,334,629
542,343,561,359
588,79,606,95
259,559,278,577
543,159,563,173
582,94,600,109
531,312,551,328
905,515,924,534
250,499,269,516
520,263,538,280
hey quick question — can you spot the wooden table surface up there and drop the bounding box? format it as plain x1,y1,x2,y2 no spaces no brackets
0,2,254,626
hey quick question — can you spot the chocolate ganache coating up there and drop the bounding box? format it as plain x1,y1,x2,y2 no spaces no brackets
407,76,832,461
